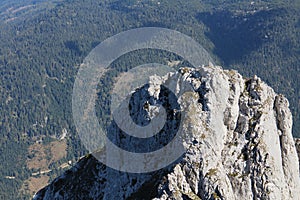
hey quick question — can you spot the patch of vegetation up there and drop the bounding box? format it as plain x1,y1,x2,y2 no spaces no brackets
206,168,218,177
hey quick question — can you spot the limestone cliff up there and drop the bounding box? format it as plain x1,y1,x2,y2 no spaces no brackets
34,66,300,200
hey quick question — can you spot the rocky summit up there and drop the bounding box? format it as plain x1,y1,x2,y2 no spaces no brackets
34,65,300,200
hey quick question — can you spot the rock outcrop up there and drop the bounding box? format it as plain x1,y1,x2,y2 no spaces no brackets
34,66,300,200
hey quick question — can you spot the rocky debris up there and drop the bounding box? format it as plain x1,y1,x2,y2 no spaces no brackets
34,66,300,200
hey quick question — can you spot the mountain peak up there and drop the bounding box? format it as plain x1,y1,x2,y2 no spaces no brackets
34,66,300,200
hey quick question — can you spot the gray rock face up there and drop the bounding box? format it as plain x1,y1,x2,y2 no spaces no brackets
34,66,300,200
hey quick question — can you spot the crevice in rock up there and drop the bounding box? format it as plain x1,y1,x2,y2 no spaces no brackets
196,81,209,112
273,95,287,182
181,193,193,200
197,170,206,199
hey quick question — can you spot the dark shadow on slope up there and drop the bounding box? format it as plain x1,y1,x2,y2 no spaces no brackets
107,84,181,154
34,153,184,200
196,8,287,65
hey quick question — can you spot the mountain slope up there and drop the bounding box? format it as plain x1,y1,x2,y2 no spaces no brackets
0,0,299,198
